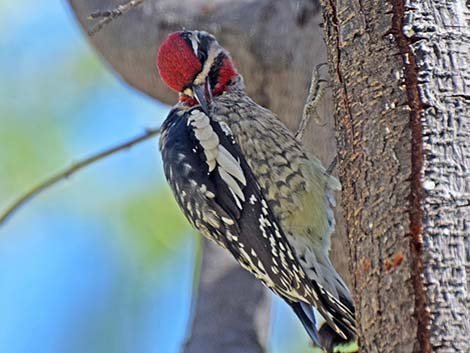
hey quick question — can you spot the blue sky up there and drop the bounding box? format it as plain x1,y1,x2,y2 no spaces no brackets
0,1,311,352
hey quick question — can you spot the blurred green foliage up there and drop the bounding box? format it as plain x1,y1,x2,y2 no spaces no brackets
121,186,192,270
0,115,65,193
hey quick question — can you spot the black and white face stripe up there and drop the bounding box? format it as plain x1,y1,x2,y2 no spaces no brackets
180,31,216,63
180,31,225,87
180,31,199,56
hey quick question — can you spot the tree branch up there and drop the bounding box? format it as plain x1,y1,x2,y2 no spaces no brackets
87,0,146,36
0,127,160,226
182,239,270,353
68,0,325,127
296,63,329,141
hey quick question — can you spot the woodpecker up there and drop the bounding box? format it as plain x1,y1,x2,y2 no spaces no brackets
157,30,357,352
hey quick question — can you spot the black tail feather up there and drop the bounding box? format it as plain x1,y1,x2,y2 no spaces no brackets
310,280,356,340
318,323,354,353
289,297,357,353
289,301,322,348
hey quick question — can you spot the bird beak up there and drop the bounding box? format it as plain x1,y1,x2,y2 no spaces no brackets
192,80,212,116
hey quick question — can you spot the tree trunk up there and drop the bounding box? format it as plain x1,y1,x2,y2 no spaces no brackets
321,0,470,351
182,240,270,353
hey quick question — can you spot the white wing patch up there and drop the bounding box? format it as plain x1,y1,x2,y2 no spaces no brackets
188,110,247,208
189,111,218,172
217,145,246,185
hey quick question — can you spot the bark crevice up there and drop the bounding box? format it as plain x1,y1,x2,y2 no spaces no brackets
389,0,431,351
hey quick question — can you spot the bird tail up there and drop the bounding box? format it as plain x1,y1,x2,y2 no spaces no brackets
289,295,358,353
289,301,322,348
318,323,359,353
310,278,357,341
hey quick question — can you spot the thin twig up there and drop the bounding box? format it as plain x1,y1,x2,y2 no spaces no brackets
296,63,337,173
88,0,146,36
326,156,337,175
0,127,161,226
295,62,329,141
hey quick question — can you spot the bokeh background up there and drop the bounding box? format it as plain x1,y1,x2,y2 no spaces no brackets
0,1,312,352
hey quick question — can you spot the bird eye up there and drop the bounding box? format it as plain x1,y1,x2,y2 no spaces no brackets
197,49,207,63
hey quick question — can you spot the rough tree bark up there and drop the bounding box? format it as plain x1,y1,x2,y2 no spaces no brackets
67,1,350,352
321,0,470,351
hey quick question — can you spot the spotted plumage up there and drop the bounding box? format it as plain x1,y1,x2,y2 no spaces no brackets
161,107,299,289
157,30,357,353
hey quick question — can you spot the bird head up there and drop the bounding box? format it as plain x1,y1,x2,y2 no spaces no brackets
157,30,238,114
